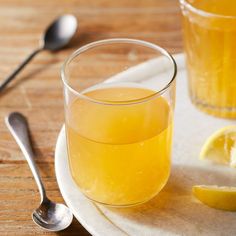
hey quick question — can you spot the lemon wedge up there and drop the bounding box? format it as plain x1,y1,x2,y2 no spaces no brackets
200,126,236,167
193,185,236,211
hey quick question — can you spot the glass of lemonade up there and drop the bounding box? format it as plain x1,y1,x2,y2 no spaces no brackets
180,0,236,118
61,39,177,207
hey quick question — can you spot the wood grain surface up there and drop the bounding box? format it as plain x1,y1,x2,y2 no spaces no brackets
0,0,182,235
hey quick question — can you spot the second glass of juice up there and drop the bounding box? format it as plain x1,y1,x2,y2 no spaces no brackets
61,39,177,207
180,0,236,118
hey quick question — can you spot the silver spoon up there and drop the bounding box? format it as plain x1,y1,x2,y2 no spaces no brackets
5,112,73,231
0,14,78,92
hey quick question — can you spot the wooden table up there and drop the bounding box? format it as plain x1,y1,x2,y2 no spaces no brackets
0,0,182,235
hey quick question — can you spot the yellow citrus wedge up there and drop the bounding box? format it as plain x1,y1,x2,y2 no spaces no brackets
200,126,236,167
193,185,236,211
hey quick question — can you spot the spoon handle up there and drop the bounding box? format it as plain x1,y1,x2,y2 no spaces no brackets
0,48,43,92
5,112,46,202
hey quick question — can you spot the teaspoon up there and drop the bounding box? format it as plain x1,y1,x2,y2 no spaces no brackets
5,112,73,231
0,14,78,92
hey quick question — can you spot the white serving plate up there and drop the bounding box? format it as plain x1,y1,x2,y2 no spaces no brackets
55,53,236,236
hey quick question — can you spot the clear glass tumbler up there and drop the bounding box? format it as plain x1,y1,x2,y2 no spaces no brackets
61,38,177,207
180,0,236,118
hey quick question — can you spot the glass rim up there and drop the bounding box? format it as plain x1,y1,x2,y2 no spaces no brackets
180,0,236,19
61,38,177,105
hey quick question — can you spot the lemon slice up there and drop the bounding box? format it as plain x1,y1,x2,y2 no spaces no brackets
200,126,236,167
193,185,236,211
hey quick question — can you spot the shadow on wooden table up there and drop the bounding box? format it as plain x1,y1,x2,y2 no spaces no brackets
57,218,91,236
104,164,236,235
0,29,102,98
0,55,60,97
66,29,110,49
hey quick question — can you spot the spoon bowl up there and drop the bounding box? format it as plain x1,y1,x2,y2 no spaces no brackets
32,198,73,231
43,14,78,51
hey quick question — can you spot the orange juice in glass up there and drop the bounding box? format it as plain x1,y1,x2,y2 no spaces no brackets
61,39,177,207
180,0,236,118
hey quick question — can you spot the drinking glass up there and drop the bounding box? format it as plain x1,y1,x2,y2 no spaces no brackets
61,38,177,207
180,0,236,118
